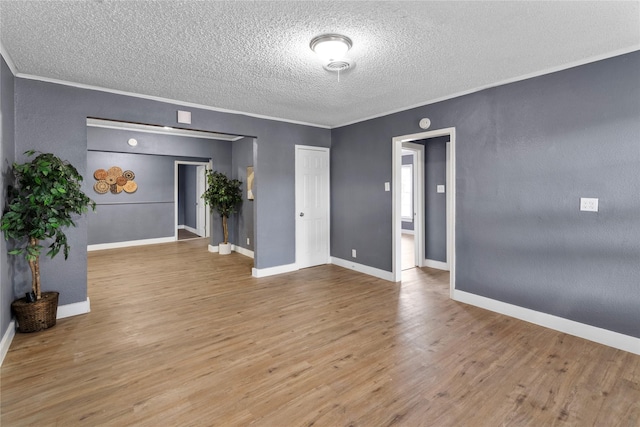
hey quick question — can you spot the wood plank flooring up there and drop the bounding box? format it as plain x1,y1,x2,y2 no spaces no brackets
2,239,639,426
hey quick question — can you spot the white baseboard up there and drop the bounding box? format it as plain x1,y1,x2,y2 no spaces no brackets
252,263,298,278
330,257,395,282
401,229,415,235
57,298,91,319
88,237,175,251
0,320,16,366
452,290,640,356
423,259,449,271
233,245,254,259
183,225,198,234
208,244,254,259
178,224,185,229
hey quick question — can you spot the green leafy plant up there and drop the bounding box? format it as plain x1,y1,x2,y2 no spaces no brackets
1,151,96,299
201,170,242,245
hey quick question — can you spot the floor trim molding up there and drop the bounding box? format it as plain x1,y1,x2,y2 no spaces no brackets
208,244,254,259
57,298,91,319
424,259,449,271
452,289,640,356
252,263,298,278
88,237,175,251
0,320,16,366
330,257,395,282
232,245,254,259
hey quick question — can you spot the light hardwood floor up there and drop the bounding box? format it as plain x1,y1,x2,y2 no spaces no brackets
2,239,639,426
401,233,415,271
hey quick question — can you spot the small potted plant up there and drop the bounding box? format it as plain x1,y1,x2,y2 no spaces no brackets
1,150,95,332
201,170,242,255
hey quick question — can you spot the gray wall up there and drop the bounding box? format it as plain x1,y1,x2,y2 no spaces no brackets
87,151,208,244
232,137,255,252
424,137,447,263
1,55,15,337
87,127,219,245
12,77,329,308
332,51,640,338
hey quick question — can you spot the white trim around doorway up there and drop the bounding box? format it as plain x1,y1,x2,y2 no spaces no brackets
392,128,456,298
174,160,213,241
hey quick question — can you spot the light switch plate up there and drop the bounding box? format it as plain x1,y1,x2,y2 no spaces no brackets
384,182,390,192
437,185,445,193
352,249,357,258
580,197,598,212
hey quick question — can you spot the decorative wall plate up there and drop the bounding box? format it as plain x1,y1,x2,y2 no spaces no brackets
93,169,108,180
110,184,123,194
94,180,109,194
123,170,135,180
105,175,118,185
123,180,138,193
108,166,123,176
116,176,128,186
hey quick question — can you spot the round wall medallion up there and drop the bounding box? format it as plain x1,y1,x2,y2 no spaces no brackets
94,180,109,194
123,180,138,193
108,166,123,177
94,169,108,180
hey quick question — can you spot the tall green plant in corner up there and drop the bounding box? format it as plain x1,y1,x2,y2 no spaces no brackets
201,170,242,245
1,150,96,299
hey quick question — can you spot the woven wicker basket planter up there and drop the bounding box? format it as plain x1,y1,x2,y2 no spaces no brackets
11,291,59,333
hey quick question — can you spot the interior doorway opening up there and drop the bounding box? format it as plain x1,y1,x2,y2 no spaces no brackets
400,143,424,272
175,160,212,241
392,127,456,297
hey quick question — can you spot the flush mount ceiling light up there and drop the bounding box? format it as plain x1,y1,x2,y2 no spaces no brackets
310,33,354,72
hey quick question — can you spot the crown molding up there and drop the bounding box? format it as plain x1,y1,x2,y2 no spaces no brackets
333,46,640,129
14,72,331,129
0,41,18,76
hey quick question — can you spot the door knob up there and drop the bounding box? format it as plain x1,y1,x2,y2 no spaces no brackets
300,212,304,217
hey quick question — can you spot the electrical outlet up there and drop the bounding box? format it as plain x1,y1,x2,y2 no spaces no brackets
247,238,250,245
352,249,357,258
580,197,598,212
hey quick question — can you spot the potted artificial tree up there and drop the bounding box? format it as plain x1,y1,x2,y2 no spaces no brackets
201,170,242,255
1,150,95,332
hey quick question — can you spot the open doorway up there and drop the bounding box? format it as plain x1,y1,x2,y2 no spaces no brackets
400,143,424,271
392,128,456,296
175,161,212,240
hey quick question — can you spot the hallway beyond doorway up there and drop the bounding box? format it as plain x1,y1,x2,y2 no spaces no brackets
401,233,415,270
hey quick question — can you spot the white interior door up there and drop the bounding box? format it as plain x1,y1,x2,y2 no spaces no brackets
196,165,206,236
295,145,330,269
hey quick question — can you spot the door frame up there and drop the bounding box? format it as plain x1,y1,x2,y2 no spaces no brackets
196,165,207,236
392,128,456,297
295,145,330,269
401,142,425,268
174,160,213,240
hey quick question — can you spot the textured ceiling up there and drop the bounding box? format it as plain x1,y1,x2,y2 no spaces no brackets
1,1,639,128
